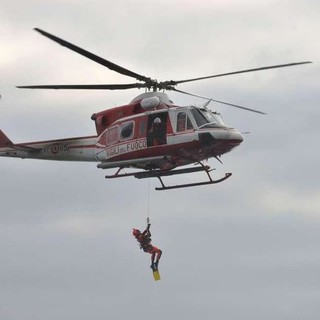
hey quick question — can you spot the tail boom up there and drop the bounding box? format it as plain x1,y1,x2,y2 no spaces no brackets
0,131,99,162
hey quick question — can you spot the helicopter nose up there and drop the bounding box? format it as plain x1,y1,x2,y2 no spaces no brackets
229,130,244,143
199,129,243,156
199,129,243,146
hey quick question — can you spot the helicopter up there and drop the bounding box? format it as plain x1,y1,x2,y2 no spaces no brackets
0,28,311,190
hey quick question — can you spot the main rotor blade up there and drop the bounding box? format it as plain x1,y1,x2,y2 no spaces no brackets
172,88,266,115
17,83,147,90
34,28,150,82
172,61,312,85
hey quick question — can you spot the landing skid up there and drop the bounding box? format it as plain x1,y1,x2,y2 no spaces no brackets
155,172,231,191
105,163,232,191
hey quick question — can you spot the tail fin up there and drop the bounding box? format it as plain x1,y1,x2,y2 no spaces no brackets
0,130,13,148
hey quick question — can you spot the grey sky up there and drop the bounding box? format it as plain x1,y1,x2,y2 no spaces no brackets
1,0,320,319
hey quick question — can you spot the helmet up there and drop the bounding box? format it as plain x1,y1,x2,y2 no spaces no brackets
154,117,161,124
132,228,141,237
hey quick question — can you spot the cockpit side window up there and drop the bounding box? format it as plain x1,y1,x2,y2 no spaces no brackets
177,112,194,132
186,116,194,130
177,112,186,132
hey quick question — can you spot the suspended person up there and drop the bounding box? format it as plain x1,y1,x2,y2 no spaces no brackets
132,223,162,270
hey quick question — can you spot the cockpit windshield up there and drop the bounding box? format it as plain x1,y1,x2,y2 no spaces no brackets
191,107,225,129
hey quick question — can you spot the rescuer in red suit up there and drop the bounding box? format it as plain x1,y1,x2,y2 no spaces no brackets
132,223,162,270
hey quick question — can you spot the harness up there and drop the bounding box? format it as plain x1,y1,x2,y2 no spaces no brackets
137,234,152,252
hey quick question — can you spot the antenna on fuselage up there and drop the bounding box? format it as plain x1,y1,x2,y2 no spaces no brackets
202,99,212,109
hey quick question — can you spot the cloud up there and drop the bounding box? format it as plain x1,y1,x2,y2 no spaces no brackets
255,186,320,216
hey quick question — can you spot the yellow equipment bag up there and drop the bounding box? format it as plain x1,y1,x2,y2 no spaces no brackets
153,270,161,281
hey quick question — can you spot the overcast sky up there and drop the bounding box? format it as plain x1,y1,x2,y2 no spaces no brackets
1,0,320,319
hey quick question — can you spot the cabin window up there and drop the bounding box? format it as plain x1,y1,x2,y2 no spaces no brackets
177,112,194,132
107,126,118,145
120,121,134,140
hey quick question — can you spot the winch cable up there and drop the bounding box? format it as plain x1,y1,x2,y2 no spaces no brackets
146,179,151,225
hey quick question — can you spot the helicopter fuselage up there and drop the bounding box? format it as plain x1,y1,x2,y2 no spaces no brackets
0,93,243,173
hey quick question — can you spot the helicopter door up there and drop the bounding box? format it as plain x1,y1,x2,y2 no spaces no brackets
147,113,168,147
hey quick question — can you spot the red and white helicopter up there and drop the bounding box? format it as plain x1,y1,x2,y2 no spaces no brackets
0,28,311,190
